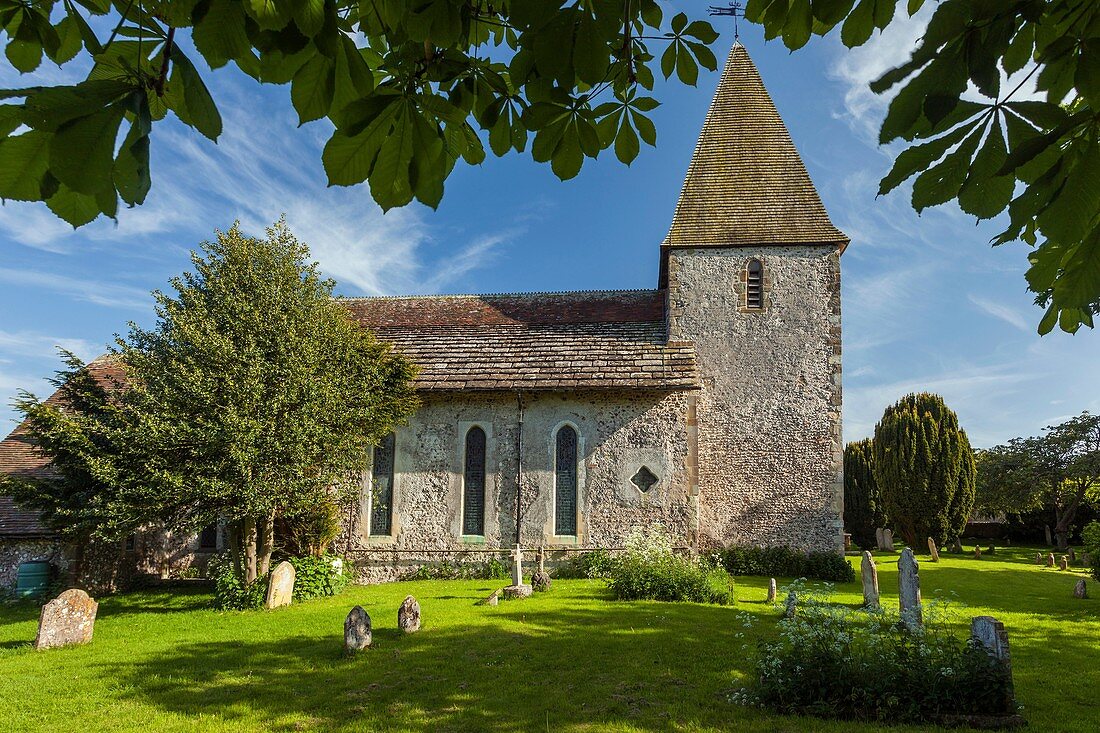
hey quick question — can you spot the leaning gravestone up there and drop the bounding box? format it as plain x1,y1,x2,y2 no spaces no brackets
928,537,940,562
34,589,98,651
875,528,885,551
970,617,1017,712
883,529,895,551
766,578,777,604
1074,579,1088,599
861,551,879,608
898,548,923,630
345,606,372,652
265,560,295,609
398,595,421,633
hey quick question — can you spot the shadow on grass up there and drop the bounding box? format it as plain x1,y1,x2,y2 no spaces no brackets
102,600,769,733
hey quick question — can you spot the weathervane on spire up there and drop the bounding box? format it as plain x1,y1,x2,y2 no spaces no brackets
708,2,744,40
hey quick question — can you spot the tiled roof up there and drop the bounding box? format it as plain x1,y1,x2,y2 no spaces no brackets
0,356,125,539
664,43,848,249
344,291,699,392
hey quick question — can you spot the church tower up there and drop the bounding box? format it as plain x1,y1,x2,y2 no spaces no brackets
662,43,847,552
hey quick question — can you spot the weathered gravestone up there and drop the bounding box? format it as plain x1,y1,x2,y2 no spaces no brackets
1074,579,1088,599
898,548,923,630
1044,525,1053,546
974,546,982,559
1069,548,1077,564
1047,552,1056,568
950,539,963,554
783,590,798,619
861,551,879,608
34,589,98,651
265,561,295,609
928,537,940,562
1036,552,1043,565
345,606,372,652
531,546,551,593
766,578,777,604
970,616,1018,715
1059,556,1069,571
477,589,501,606
883,529,895,551
875,528,885,551
398,595,421,633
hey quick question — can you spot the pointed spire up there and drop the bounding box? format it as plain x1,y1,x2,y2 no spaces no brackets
664,43,848,248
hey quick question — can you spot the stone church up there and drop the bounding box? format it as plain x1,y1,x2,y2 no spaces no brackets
343,43,847,575
0,43,846,587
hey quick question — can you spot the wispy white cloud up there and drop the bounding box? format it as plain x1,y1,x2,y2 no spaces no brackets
0,330,99,361
0,268,151,310
968,294,1030,333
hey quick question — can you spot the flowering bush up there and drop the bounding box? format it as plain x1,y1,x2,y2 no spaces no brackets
721,545,855,583
607,524,733,604
288,554,350,601
731,581,1015,723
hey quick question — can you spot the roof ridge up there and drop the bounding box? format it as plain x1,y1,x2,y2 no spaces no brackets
338,288,662,301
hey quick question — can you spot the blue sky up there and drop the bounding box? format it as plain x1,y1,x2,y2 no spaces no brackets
1,8,1097,448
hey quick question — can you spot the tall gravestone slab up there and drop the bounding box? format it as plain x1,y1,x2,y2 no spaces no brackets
883,529,895,551
1044,525,1053,546
398,595,421,633
1047,553,1056,568
345,606,372,652
875,528,885,551
265,561,295,609
1059,556,1069,571
766,578,777,604
971,616,1016,711
861,551,879,608
1074,579,1088,599
927,537,940,562
34,589,98,650
898,548,922,630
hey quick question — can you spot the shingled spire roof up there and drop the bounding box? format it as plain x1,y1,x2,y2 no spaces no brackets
663,42,848,248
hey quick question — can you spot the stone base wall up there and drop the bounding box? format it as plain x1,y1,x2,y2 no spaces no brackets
0,539,68,588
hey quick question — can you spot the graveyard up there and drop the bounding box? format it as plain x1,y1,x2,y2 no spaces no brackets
0,544,1095,733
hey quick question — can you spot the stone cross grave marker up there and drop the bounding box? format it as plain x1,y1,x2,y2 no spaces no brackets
511,545,523,587
766,578,777,603
898,547,923,630
883,529,895,551
265,560,295,609
927,537,940,562
861,551,879,608
345,606,372,652
34,589,98,651
970,616,1016,711
398,595,421,632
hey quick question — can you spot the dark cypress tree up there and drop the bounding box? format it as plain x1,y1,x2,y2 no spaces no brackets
872,393,975,549
843,439,884,549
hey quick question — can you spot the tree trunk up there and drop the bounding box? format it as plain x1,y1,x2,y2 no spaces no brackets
227,520,243,581
258,511,275,577
1054,481,1088,551
242,517,258,584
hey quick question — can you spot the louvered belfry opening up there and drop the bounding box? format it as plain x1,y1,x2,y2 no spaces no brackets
463,426,486,536
555,426,578,535
370,432,396,535
746,258,764,309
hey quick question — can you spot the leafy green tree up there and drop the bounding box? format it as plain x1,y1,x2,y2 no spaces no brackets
975,412,1100,549
1,351,140,581
0,0,715,219
843,438,885,549
872,392,975,548
747,0,1099,334
116,219,418,586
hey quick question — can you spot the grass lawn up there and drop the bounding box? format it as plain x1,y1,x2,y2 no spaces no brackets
0,545,1096,732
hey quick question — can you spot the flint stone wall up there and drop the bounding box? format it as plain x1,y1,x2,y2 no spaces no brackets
666,245,844,552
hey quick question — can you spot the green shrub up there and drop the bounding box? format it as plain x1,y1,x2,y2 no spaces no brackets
721,545,855,583
208,553,265,610
1082,521,1100,581
288,554,350,601
554,549,619,579
731,583,1015,723
402,558,509,581
607,525,733,604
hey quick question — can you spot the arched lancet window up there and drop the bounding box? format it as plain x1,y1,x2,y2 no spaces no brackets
463,426,486,536
370,432,395,536
746,258,764,309
555,426,578,536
